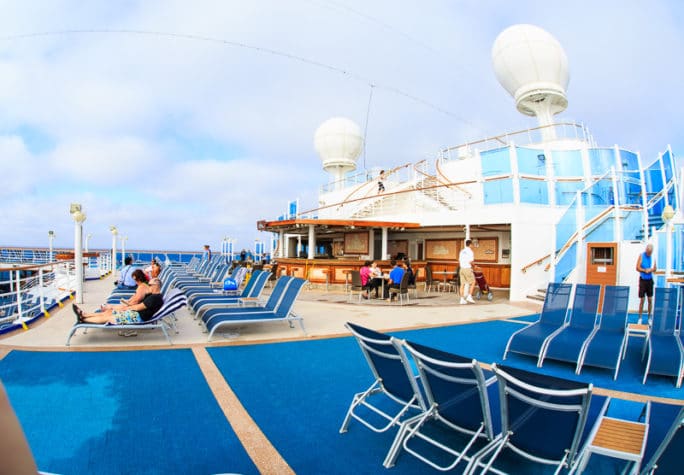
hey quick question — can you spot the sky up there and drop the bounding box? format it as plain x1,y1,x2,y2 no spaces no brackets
0,0,682,252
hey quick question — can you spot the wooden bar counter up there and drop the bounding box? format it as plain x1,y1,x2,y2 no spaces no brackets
272,258,511,288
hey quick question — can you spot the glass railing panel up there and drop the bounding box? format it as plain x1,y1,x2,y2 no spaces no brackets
516,146,547,176
552,149,584,177
585,217,614,243
480,147,511,177
555,181,584,206
483,178,514,204
519,178,549,204
554,241,576,283
556,201,577,251
588,148,616,176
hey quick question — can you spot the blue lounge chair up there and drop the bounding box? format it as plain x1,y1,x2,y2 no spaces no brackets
201,275,292,326
576,285,630,379
538,284,601,367
639,401,684,475
339,323,425,437
383,340,500,471
205,277,307,340
464,364,604,474
65,289,187,346
190,271,270,317
503,282,572,361
643,288,682,387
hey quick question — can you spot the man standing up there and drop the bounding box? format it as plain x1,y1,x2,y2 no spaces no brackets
636,243,656,324
202,244,212,261
459,240,476,305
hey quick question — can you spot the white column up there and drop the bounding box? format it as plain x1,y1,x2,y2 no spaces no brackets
85,233,92,253
110,227,118,273
307,225,316,259
666,220,673,280
283,234,290,258
121,236,127,268
611,166,622,242
575,190,585,285
72,207,86,304
381,227,388,259
296,235,302,257
368,229,375,258
48,231,55,262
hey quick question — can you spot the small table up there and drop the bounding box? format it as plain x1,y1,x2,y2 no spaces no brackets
433,271,455,292
623,323,650,360
573,415,647,473
238,297,261,307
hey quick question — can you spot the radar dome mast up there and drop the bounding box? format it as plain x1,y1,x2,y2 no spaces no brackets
492,24,569,141
314,117,363,191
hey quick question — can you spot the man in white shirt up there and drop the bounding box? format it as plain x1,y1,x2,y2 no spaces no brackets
459,239,476,304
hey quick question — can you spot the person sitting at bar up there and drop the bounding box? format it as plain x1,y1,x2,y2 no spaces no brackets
73,278,164,325
386,259,405,301
404,258,415,286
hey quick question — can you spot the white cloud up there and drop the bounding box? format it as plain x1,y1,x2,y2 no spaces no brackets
0,0,682,250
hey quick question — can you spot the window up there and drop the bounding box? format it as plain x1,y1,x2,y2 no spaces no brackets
590,247,614,265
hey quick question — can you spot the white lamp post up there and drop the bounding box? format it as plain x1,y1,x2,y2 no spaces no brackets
662,205,676,280
70,203,87,304
47,230,55,262
120,235,128,268
85,233,92,253
110,225,118,273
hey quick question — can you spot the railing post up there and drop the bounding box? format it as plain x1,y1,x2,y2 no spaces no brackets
38,267,47,317
14,270,25,328
575,190,585,285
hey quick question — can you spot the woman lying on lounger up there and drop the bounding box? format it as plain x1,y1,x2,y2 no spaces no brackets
104,269,150,310
74,278,164,324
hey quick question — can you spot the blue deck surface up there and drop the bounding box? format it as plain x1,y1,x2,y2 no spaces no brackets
0,349,257,475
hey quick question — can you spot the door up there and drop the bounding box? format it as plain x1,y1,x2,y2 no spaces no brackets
586,243,618,312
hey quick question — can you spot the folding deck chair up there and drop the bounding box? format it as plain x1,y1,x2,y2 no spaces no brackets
464,364,605,475
642,288,682,387
65,289,187,346
639,401,684,475
190,270,270,316
339,323,425,438
383,340,500,472
205,277,307,340
538,284,601,367
576,285,630,379
200,275,292,326
503,282,572,361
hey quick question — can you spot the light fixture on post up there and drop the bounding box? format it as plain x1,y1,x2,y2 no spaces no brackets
70,203,87,304
662,205,675,279
109,225,118,273
47,230,55,262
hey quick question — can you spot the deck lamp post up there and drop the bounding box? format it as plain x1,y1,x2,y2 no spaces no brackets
120,235,128,267
85,233,92,253
110,226,118,273
662,205,675,280
70,203,87,304
47,230,55,262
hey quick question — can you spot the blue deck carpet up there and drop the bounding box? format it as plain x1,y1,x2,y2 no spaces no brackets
0,349,257,475
208,319,683,474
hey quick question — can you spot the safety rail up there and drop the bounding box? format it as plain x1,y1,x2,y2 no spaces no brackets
440,121,596,159
0,261,76,331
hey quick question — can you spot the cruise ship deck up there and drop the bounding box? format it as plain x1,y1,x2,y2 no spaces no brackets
1,273,682,474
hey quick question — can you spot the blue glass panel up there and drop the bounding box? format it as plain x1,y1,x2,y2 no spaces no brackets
648,196,665,229
588,148,616,176
620,175,643,206
516,147,547,176
645,161,663,194
662,150,674,182
674,224,684,272
585,217,614,243
618,150,639,172
657,232,667,272
552,150,584,177
519,178,549,204
483,178,513,204
621,210,644,241
554,241,576,283
480,147,511,177
555,181,584,206
668,187,677,210
556,202,577,252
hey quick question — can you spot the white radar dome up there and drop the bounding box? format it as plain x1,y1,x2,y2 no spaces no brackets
314,117,362,189
492,24,569,121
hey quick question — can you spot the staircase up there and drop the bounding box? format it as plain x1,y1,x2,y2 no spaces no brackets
526,287,547,302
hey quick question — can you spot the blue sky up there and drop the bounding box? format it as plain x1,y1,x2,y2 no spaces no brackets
0,0,682,251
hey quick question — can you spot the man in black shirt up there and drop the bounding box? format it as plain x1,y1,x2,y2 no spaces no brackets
75,279,164,324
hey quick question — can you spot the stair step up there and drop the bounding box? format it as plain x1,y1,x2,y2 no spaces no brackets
527,294,546,302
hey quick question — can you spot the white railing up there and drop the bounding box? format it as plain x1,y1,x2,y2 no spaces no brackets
0,261,76,331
